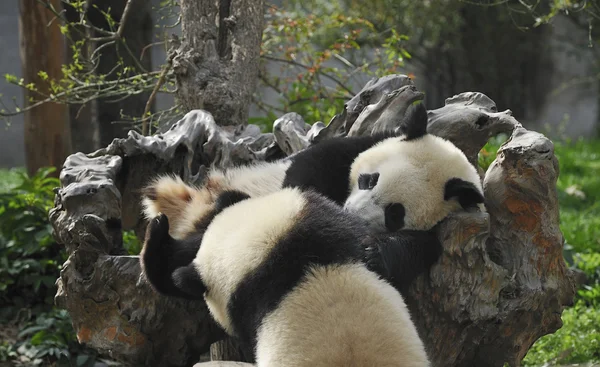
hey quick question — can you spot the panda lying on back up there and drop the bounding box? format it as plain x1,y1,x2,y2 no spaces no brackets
144,188,431,367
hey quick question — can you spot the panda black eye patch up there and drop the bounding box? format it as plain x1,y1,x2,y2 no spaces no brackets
358,172,380,190
384,203,405,232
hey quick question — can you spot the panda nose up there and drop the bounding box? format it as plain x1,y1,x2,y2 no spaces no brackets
358,173,380,190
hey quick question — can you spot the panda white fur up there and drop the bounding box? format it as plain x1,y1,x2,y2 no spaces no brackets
142,103,482,236
143,188,430,367
141,160,291,240
343,132,484,232
283,101,484,232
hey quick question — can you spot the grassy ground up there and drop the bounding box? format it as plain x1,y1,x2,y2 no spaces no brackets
555,140,600,254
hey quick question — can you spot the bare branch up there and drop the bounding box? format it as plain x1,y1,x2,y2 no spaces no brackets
87,0,135,42
262,55,355,96
142,62,173,135
140,41,168,61
0,71,163,118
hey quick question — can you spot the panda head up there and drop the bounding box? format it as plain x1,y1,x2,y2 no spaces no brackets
343,104,484,232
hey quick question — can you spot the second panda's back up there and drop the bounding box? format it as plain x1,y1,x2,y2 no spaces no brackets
255,263,430,367
199,188,429,366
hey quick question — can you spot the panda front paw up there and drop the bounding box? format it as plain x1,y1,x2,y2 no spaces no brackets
362,242,388,279
149,213,170,239
143,213,172,256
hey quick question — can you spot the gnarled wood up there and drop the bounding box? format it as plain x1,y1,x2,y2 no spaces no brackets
50,75,575,366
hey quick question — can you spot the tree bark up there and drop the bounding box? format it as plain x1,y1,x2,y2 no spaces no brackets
173,0,264,126
19,0,72,176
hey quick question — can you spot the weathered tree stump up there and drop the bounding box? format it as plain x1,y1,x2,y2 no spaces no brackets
49,75,575,366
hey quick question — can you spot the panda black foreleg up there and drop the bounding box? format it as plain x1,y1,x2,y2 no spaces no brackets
141,213,204,299
171,264,206,300
365,229,442,295
141,190,251,300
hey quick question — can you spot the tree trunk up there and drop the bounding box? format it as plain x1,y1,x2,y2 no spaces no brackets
173,0,265,126
19,0,72,176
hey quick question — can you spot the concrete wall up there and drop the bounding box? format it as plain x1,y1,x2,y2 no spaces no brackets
532,15,599,138
0,2,25,167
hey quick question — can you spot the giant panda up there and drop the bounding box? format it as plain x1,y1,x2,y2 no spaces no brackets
142,102,482,236
140,102,481,297
143,188,431,367
283,101,484,231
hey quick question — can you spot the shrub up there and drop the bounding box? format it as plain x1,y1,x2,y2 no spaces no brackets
0,168,61,319
0,168,103,366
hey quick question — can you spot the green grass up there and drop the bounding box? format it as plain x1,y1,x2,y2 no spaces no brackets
555,140,600,254
524,299,600,366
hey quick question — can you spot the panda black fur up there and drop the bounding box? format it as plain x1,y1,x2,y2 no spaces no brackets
140,190,251,298
140,102,481,297
284,102,485,232
143,102,483,237
144,188,431,367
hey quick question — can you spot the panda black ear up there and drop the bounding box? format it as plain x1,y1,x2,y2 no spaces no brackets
358,172,380,190
213,190,251,214
172,265,206,300
444,178,484,209
401,102,428,140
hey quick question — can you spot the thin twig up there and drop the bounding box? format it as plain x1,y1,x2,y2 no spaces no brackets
258,74,283,95
116,0,134,38
0,71,162,117
88,0,135,42
140,41,168,61
262,55,355,95
288,95,348,106
141,62,173,135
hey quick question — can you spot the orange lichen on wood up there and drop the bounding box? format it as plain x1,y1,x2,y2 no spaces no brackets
532,233,554,249
458,221,483,243
116,326,146,347
102,326,118,341
77,326,92,343
514,161,536,178
533,233,566,273
504,197,542,232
